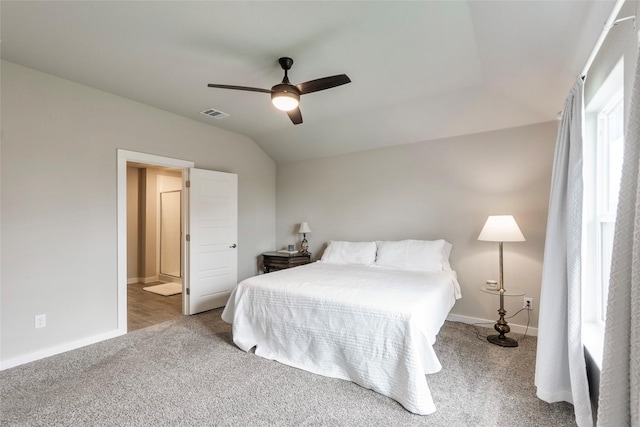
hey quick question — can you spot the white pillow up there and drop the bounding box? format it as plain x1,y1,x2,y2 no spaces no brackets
441,240,453,271
320,241,377,266
375,239,451,272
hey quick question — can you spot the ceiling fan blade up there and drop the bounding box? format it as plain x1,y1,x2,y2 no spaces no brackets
296,74,351,95
207,84,271,94
287,107,303,125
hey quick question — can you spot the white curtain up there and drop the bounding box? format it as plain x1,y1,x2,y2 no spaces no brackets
535,77,593,427
597,43,640,427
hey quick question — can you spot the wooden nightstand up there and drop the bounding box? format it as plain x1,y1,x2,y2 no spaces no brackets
262,252,312,273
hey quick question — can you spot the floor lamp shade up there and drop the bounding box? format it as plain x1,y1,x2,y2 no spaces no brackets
478,215,525,242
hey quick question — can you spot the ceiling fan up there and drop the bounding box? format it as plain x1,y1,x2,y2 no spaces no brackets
207,57,351,125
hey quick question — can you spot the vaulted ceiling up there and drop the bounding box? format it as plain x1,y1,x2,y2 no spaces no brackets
1,1,616,163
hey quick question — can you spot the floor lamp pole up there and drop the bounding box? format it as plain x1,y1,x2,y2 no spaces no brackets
487,241,518,347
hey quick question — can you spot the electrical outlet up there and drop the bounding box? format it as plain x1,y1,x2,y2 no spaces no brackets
35,314,46,329
524,297,533,310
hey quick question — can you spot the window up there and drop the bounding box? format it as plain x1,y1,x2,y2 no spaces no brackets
595,88,624,320
583,58,624,366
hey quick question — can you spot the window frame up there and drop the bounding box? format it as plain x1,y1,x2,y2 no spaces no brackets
582,57,624,369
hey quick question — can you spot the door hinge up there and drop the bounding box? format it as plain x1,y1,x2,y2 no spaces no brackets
186,288,190,295
186,234,190,242
186,180,191,188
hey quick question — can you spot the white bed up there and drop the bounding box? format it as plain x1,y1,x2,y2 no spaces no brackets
221,240,461,415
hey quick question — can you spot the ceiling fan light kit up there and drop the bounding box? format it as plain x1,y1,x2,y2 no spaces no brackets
271,85,300,111
208,57,350,124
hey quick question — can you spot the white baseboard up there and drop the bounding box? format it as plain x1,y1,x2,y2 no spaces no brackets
0,327,126,371
159,274,182,284
446,313,538,337
127,277,142,285
143,276,159,284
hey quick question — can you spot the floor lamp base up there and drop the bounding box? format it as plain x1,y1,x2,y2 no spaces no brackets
487,335,518,347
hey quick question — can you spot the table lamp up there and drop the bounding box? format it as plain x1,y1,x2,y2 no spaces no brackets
478,215,525,347
299,222,311,255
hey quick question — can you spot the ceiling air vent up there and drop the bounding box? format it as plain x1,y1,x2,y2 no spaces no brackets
201,108,229,119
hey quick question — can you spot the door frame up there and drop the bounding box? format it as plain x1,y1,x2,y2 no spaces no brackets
117,149,194,333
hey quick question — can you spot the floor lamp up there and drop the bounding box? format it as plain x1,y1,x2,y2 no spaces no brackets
478,215,525,347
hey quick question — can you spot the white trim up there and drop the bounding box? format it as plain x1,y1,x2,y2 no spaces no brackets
0,329,125,371
117,149,195,334
118,149,194,169
159,274,182,284
446,313,538,337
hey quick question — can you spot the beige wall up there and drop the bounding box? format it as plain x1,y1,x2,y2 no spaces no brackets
126,166,140,280
143,168,159,282
277,121,558,329
1,61,276,363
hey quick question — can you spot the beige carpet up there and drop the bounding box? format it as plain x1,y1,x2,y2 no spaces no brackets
142,282,182,296
0,309,576,427
0,308,577,426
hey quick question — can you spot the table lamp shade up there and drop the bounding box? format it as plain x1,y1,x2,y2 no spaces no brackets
478,215,525,242
299,222,311,234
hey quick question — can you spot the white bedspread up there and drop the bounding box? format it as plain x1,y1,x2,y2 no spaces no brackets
221,262,461,415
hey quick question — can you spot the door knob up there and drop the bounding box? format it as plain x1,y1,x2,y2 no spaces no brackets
230,243,237,248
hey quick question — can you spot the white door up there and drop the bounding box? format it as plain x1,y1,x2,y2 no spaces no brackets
185,168,238,315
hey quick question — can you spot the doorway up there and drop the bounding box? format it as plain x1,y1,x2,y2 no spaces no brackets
117,150,195,334
126,162,184,331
